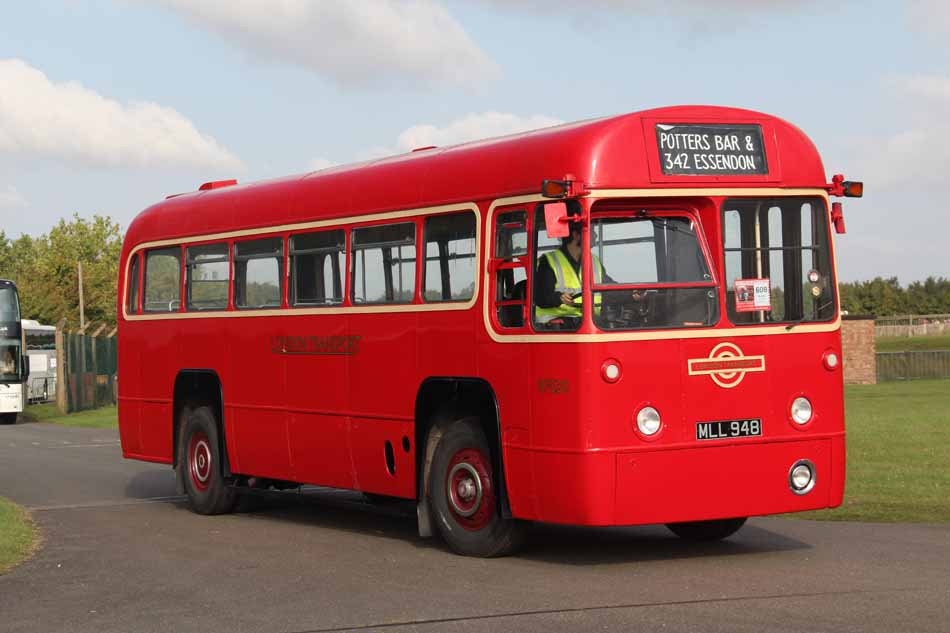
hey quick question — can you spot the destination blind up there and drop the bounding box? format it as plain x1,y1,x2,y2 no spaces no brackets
656,123,768,176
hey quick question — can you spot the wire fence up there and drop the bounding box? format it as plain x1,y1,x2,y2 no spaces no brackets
875,314,950,337
56,322,117,413
877,351,950,381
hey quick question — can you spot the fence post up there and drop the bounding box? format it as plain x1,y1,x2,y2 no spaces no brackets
55,319,67,415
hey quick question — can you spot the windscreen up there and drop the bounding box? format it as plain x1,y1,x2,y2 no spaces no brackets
590,215,718,330
0,284,22,381
0,285,20,324
722,197,835,324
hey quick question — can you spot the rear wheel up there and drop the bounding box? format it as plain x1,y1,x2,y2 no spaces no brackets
428,418,524,557
177,405,237,515
0,413,16,425
666,517,747,541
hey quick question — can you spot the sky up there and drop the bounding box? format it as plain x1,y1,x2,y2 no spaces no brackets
1,0,949,283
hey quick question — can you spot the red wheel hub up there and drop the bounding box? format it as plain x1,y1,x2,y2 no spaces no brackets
445,448,495,531
188,431,213,492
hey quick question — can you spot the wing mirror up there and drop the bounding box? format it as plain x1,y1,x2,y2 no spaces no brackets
544,202,570,239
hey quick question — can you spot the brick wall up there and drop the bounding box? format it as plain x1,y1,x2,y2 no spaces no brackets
841,317,876,384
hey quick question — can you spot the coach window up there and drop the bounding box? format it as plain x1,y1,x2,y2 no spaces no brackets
127,254,140,314
143,248,181,313
186,243,229,311
291,229,345,306
492,210,528,328
424,212,476,302
351,222,416,304
234,237,283,309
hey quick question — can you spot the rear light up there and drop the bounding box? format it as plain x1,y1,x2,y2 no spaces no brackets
822,350,839,371
636,406,661,436
790,397,813,425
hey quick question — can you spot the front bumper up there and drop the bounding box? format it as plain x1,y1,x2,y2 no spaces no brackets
508,434,845,526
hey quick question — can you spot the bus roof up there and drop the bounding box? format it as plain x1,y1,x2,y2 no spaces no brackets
21,320,55,331
125,105,827,248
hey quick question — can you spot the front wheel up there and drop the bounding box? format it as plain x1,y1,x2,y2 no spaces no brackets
177,405,237,515
428,418,525,557
666,517,747,541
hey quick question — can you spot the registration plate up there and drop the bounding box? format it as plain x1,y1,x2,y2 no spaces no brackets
696,418,762,441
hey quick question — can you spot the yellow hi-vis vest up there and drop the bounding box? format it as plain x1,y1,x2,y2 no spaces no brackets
535,250,603,323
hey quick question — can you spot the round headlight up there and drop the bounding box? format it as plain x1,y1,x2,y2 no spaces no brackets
790,397,813,425
789,459,816,494
636,406,661,435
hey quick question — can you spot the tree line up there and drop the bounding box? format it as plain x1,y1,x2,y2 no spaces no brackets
1,215,948,326
0,215,122,329
839,277,950,316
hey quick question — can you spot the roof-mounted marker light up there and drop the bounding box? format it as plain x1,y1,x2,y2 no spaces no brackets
541,179,569,198
541,173,585,198
826,174,863,198
842,181,863,198
198,179,238,191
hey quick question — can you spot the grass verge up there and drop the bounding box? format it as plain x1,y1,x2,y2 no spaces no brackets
0,497,36,574
876,334,950,352
794,379,950,523
22,403,118,429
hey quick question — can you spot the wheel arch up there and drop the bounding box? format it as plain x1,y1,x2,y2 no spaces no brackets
172,369,230,477
414,377,512,519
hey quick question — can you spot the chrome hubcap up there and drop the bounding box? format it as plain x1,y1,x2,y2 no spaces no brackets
448,462,483,517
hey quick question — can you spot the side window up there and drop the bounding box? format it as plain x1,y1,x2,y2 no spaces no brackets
186,243,230,311
234,237,283,309
290,229,345,306
127,254,140,314
351,222,416,304
143,248,181,313
424,212,477,302
492,209,528,329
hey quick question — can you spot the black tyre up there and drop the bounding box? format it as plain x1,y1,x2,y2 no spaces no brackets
428,418,525,557
177,405,237,515
666,517,747,541
0,413,16,425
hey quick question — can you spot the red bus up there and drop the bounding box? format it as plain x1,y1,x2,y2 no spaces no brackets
118,106,861,556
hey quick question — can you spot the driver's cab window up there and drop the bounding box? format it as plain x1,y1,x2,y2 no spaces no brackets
532,201,584,332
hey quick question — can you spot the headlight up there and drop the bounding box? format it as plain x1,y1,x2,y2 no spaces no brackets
790,397,812,425
789,459,816,494
636,406,661,435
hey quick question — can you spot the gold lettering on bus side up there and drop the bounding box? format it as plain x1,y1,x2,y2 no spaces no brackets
537,378,570,395
270,335,361,356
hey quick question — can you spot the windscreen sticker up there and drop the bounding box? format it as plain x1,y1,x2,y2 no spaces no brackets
735,278,771,312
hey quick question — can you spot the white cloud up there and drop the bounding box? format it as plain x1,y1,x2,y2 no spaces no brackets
474,0,809,13
144,0,499,88
0,59,242,170
308,111,561,173
395,112,563,152
892,74,950,102
307,157,336,172
851,74,950,189
0,185,26,209
907,0,950,36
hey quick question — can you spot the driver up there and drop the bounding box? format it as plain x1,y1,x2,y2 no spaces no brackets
534,222,607,325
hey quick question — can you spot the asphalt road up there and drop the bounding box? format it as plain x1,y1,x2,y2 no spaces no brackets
1,420,948,633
